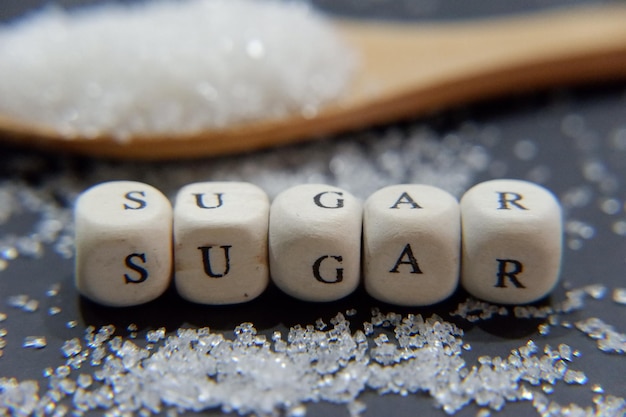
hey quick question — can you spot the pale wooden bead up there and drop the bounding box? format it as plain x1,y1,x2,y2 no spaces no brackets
173,182,269,304
461,179,562,304
363,184,460,306
74,181,172,307
269,184,362,302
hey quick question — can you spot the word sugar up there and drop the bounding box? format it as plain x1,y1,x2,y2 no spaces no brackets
74,179,562,307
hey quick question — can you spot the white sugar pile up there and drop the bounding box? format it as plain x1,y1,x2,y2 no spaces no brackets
0,0,354,141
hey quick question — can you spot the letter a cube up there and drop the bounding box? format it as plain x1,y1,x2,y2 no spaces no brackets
174,182,270,304
363,185,460,306
74,181,173,307
461,179,562,304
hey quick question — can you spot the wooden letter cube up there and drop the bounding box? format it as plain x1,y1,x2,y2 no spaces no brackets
269,184,362,302
461,179,562,304
363,184,460,306
174,182,269,304
74,181,173,307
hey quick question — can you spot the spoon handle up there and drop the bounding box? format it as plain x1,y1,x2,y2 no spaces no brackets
338,4,626,121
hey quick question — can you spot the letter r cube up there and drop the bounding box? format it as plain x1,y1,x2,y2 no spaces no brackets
461,179,562,304
74,181,173,307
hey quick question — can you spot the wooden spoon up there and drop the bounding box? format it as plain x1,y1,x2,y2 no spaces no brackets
1,4,626,160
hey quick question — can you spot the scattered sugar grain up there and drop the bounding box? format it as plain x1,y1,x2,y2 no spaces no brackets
564,369,588,385
600,198,621,215
514,139,538,161
61,338,82,358
22,299,39,312
0,0,354,139
0,246,18,260
66,321,78,329
558,344,573,362
583,284,607,300
568,238,583,250
612,288,626,305
575,317,626,354
48,307,61,316
612,220,626,236
23,336,47,349
46,284,61,297
146,328,166,343
7,294,29,308
538,324,550,336
565,220,595,240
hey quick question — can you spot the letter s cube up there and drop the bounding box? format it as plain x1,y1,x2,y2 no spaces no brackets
74,181,173,307
461,179,562,304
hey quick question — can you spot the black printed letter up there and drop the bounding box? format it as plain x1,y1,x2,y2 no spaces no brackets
124,253,149,284
312,255,344,283
123,191,147,210
313,191,344,209
496,192,528,210
198,246,232,278
390,192,422,209
494,259,526,288
389,244,423,274
194,193,223,209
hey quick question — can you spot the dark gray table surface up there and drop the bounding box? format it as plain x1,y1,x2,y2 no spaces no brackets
1,1,625,416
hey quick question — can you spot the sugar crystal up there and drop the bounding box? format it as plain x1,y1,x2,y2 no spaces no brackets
584,284,607,300
62,338,82,358
576,317,626,353
7,294,29,308
146,328,166,343
564,369,588,385
48,307,61,316
23,336,47,349
612,220,626,236
46,283,61,297
23,299,39,312
612,288,626,305
591,384,604,394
